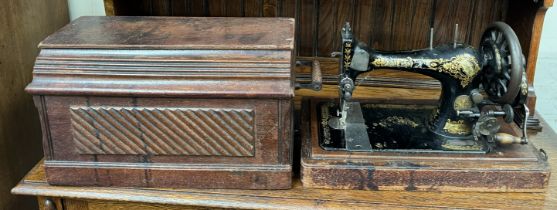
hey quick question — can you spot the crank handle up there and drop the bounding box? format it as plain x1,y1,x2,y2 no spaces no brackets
295,60,322,91
494,133,527,145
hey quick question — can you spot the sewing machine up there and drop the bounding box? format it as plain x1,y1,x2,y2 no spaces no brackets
300,22,549,191
328,22,529,152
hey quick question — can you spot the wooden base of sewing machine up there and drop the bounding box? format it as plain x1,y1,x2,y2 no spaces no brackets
300,99,550,192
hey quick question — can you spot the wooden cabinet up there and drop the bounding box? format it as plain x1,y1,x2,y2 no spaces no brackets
25,16,295,189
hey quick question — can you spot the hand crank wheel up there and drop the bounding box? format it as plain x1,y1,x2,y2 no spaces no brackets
479,22,524,104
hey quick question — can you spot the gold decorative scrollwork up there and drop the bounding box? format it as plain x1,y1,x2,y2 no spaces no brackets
430,55,480,87
443,119,472,135
371,57,413,69
377,116,419,128
454,95,473,111
343,41,353,68
429,108,440,123
520,73,528,95
321,103,332,144
371,54,480,87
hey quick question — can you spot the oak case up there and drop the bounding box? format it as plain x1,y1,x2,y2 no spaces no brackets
26,16,296,189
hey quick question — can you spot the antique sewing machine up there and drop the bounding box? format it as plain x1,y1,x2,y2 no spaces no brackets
329,21,529,152
300,22,549,191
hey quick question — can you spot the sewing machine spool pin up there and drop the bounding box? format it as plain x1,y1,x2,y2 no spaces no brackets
430,27,434,50
454,24,459,48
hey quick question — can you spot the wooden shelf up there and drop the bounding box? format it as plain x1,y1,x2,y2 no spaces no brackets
12,112,557,209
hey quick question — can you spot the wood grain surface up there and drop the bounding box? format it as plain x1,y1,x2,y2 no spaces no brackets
104,0,531,53
102,0,552,87
0,0,68,209
26,16,295,189
102,0,553,115
6,0,553,208
39,16,295,50
11,112,557,209
300,99,550,192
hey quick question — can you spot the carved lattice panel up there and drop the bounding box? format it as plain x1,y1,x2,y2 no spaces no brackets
70,106,256,156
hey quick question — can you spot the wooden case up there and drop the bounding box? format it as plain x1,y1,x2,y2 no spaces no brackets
26,16,296,189
300,99,550,192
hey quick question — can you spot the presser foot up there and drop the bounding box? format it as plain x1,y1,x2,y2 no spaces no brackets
328,102,372,151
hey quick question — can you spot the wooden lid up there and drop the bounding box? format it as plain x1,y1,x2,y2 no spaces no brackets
27,17,295,98
40,16,295,50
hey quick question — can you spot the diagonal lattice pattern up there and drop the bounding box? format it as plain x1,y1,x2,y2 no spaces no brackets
70,106,255,156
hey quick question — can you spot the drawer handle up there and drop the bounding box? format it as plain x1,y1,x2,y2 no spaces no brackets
44,198,57,210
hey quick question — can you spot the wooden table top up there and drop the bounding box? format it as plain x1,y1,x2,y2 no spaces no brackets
12,114,557,209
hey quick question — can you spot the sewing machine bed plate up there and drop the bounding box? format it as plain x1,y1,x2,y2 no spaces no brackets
319,101,458,151
300,99,550,192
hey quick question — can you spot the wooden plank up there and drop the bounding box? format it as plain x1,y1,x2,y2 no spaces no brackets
295,85,440,101
189,0,206,16
331,0,354,51
298,0,315,56
432,0,475,46
151,0,171,15
263,0,278,16
0,0,68,209
281,0,296,17
390,0,433,50
244,0,262,16
207,0,226,16
139,0,154,15
316,0,335,57
468,0,503,47
87,200,208,210
369,0,394,50
353,0,373,45
225,0,244,17
64,199,89,210
170,0,187,16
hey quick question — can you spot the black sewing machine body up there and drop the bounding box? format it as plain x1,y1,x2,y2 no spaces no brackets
324,22,528,152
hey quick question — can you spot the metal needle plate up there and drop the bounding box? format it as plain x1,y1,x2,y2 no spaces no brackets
344,102,372,151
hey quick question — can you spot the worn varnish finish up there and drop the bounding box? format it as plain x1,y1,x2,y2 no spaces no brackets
11,113,557,209
25,16,295,189
104,0,552,115
69,106,257,156
300,99,549,192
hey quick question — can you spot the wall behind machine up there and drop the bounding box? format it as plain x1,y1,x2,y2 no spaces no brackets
0,0,68,209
